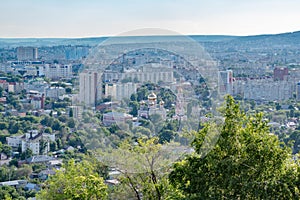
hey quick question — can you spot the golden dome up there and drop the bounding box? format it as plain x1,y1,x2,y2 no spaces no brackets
148,92,157,100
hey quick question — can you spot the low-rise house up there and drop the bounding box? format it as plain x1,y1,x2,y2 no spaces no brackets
0,153,8,160
25,183,40,191
0,180,27,188
26,155,55,164
39,169,56,181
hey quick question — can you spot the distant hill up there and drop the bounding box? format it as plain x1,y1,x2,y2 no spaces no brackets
0,31,300,48
229,31,300,48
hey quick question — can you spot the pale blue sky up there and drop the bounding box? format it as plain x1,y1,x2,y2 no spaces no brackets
1,0,300,38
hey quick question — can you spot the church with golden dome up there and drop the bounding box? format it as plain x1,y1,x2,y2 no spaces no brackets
138,92,166,120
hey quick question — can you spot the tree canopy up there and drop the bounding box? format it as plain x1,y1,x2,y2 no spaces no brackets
169,95,300,199
37,159,108,200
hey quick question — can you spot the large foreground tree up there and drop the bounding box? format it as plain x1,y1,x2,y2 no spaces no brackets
169,96,300,199
37,159,108,200
104,137,183,200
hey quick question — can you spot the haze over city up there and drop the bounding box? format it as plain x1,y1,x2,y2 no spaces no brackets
1,0,300,38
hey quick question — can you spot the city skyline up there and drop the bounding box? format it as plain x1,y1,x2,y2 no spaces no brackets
1,0,300,38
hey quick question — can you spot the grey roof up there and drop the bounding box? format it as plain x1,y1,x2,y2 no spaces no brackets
26,155,54,163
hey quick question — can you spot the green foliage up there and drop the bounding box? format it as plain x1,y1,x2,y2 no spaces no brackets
69,109,73,117
158,120,179,143
67,118,76,128
0,122,8,130
106,137,180,199
284,130,300,154
65,87,72,94
44,127,52,134
169,95,300,199
129,101,139,116
0,142,12,155
136,86,149,101
8,121,20,134
0,164,32,182
37,159,108,200
0,185,28,200
20,148,33,160
20,116,40,123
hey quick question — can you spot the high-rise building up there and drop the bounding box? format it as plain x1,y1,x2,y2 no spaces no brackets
274,67,288,81
218,70,233,95
17,47,38,61
105,82,137,101
79,71,102,107
296,82,300,101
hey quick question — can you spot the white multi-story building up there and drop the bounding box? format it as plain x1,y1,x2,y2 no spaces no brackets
45,87,65,99
103,64,174,84
6,130,55,155
42,64,72,79
79,71,102,107
121,64,174,84
232,79,245,97
296,82,300,101
218,70,233,96
105,82,137,101
103,70,120,82
244,80,293,101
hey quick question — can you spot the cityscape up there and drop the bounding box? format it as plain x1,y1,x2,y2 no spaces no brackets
0,0,300,199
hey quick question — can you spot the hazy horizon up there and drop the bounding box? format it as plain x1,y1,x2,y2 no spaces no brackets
0,30,299,39
1,0,300,38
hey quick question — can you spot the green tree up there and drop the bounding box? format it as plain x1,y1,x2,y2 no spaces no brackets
8,121,20,134
0,122,8,130
69,109,73,117
65,87,72,94
20,148,33,160
0,142,12,156
49,141,58,152
130,93,137,101
67,118,76,128
0,185,26,200
158,129,176,143
129,101,139,116
136,86,149,101
44,127,52,134
133,126,152,137
37,159,108,200
106,138,181,200
169,95,300,199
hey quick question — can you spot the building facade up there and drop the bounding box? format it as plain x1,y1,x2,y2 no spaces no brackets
244,80,293,101
6,130,55,155
17,47,38,61
42,64,72,79
218,70,233,96
79,71,102,107
274,67,288,81
105,82,137,101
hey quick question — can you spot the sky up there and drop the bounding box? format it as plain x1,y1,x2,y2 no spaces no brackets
1,0,300,38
